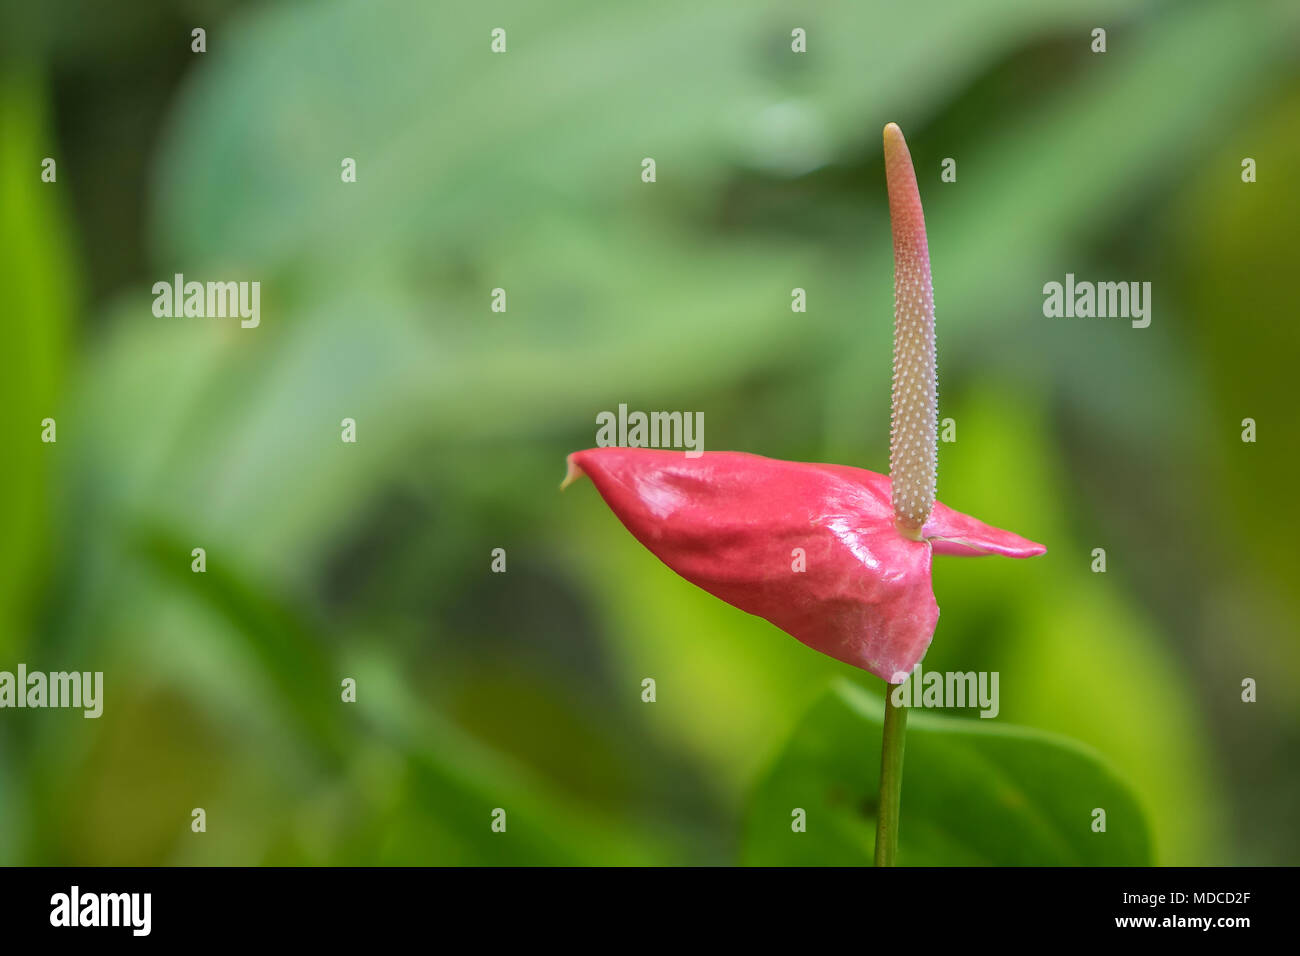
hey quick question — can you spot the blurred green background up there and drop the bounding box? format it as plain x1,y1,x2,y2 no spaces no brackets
1,0,1298,865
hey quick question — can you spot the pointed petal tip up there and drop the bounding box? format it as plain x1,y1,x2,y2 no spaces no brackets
921,498,1045,558
1006,536,1047,558
560,452,588,491
929,530,1047,559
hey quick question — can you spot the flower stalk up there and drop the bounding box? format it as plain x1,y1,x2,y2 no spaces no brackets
874,682,908,867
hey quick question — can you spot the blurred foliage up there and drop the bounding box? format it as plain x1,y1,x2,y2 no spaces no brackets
0,0,1298,864
744,681,1151,865
0,70,72,660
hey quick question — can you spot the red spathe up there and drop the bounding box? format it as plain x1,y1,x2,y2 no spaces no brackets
566,447,1045,681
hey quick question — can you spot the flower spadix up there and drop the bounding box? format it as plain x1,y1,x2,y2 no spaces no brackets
565,124,1044,682
884,122,937,539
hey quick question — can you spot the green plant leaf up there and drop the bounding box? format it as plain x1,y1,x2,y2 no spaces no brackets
743,680,1152,865
0,70,74,660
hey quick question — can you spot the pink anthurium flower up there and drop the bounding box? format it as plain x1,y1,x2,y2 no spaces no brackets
564,123,1044,684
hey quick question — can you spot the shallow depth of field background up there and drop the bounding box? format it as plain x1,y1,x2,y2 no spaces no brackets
2,0,1298,865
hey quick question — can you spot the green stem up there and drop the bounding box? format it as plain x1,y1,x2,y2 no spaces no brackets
874,681,908,866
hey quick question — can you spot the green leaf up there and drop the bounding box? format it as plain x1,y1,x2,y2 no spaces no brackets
743,680,1152,865
0,70,75,660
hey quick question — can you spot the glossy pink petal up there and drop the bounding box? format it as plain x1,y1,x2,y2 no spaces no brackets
924,503,1048,558
566,448,1042,680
